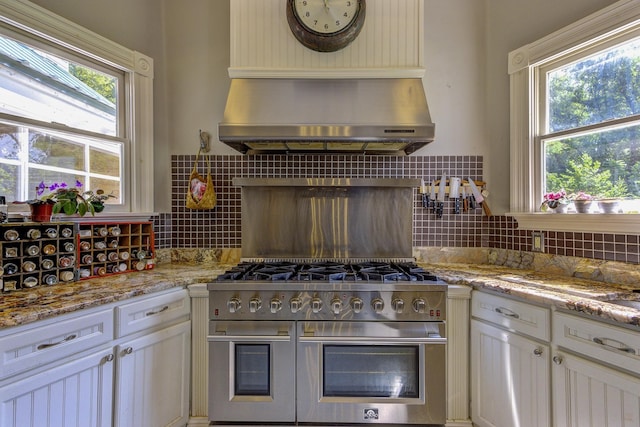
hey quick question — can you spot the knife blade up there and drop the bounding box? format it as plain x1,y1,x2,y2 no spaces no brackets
467,178,484,204
420,179,428,208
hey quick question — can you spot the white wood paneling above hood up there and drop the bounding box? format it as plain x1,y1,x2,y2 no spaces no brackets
229,0,425,79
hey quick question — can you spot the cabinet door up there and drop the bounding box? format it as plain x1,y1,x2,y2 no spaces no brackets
114,320,190,427
471,319,550,427
553,351,640,427
0,348,114,427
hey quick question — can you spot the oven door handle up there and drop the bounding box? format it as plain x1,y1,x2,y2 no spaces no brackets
207,334,291,342
298,336,446,344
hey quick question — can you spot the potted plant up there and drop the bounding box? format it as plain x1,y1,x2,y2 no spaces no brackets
83,189,116,213
29,180,95,219
540,190,570,213
596,197,622,214
568,191,594,213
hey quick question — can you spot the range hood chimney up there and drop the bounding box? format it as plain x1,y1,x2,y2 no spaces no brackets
218,78,435,155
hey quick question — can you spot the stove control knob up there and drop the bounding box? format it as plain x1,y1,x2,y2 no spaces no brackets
392,298,405,314
270,298,282,313
227,297,241,313
330,298,342,315
350,297,364,313
249,297,262,313
290,297,303,313
412,298,427,314
311,297,324,313
371,298,385,313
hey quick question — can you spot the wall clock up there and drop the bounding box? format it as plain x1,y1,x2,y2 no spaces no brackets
286,0,366,52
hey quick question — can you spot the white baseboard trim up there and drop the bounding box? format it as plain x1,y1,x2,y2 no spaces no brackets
447,420,474,427
187,416,210,427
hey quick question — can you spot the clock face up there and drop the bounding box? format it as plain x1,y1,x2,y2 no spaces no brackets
293,0,360,35
287,0,366,52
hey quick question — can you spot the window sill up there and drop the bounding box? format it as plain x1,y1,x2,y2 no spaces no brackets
51,212,157,223
508,212,640,234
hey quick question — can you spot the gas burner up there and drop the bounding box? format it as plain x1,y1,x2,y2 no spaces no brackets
248,265,297,281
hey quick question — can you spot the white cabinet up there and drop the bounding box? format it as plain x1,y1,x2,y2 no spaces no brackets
0,288,191,427
114,320,190,427
0,348,114,427
470,291,551,427
0,309,115,427
552,311,640,427
113,289,191,427
552,351,640,427
472,290,640,427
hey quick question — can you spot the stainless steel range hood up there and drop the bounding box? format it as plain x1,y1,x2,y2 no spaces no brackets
218,78,435,155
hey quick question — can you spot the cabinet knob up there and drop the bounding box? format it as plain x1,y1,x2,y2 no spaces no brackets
552,355,563,365
123,347,133,356
103,354,115,363
533,347,543,356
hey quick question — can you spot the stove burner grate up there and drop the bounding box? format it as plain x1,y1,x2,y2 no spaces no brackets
216,261,440,283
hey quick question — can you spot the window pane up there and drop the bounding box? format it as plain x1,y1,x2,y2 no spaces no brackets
90,146,120,177
0,163,18,201
547,37,640,133
544,123,640,202
30,131,85,169
0,34,118,136
90,177,120,204
0,123,20,160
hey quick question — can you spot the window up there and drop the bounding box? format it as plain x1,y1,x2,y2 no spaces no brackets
0,1,154,213
539,35,640,213
509,0,640,232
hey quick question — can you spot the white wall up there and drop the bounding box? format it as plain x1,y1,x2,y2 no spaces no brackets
25,0,623,213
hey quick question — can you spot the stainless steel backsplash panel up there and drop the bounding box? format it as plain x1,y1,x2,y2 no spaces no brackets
235,178,419,260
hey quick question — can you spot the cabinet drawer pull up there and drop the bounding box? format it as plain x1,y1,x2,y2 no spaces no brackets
122,346,134,356
145,305,169,316
36,334,77,350
553,355,563,365
533,347,543,356
495,307,520,319
592,337,636,355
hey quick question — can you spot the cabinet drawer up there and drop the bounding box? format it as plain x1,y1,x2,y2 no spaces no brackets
115,288,189,337
553,311,640,376
471,290,550,341
0,308,113,379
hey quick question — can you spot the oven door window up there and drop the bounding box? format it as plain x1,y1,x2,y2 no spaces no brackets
235,344,270,396
323,345,419,398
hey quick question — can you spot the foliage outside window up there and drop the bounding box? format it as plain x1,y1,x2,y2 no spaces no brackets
509,0,640,232
540,35,640,212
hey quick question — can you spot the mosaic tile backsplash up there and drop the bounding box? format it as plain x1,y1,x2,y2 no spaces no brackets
162,154,640,265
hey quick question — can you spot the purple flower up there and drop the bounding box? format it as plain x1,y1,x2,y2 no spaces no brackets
36,181,46,196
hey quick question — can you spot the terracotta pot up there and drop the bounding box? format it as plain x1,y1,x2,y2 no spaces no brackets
30,203,53,222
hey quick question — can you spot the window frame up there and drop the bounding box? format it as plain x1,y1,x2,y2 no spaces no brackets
0,0,154,214
508,0,640,233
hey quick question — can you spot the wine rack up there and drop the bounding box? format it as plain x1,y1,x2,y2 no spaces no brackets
76,222,155,279
1,222,76,291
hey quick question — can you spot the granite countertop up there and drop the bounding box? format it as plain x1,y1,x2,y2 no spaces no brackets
1,261,639,330
0,263,229,328
427,263,640,329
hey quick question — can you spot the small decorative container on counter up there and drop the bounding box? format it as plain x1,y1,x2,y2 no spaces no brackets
1,222,76,292
76,221,155,280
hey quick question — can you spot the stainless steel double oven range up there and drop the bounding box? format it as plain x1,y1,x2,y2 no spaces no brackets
208,179,447,426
